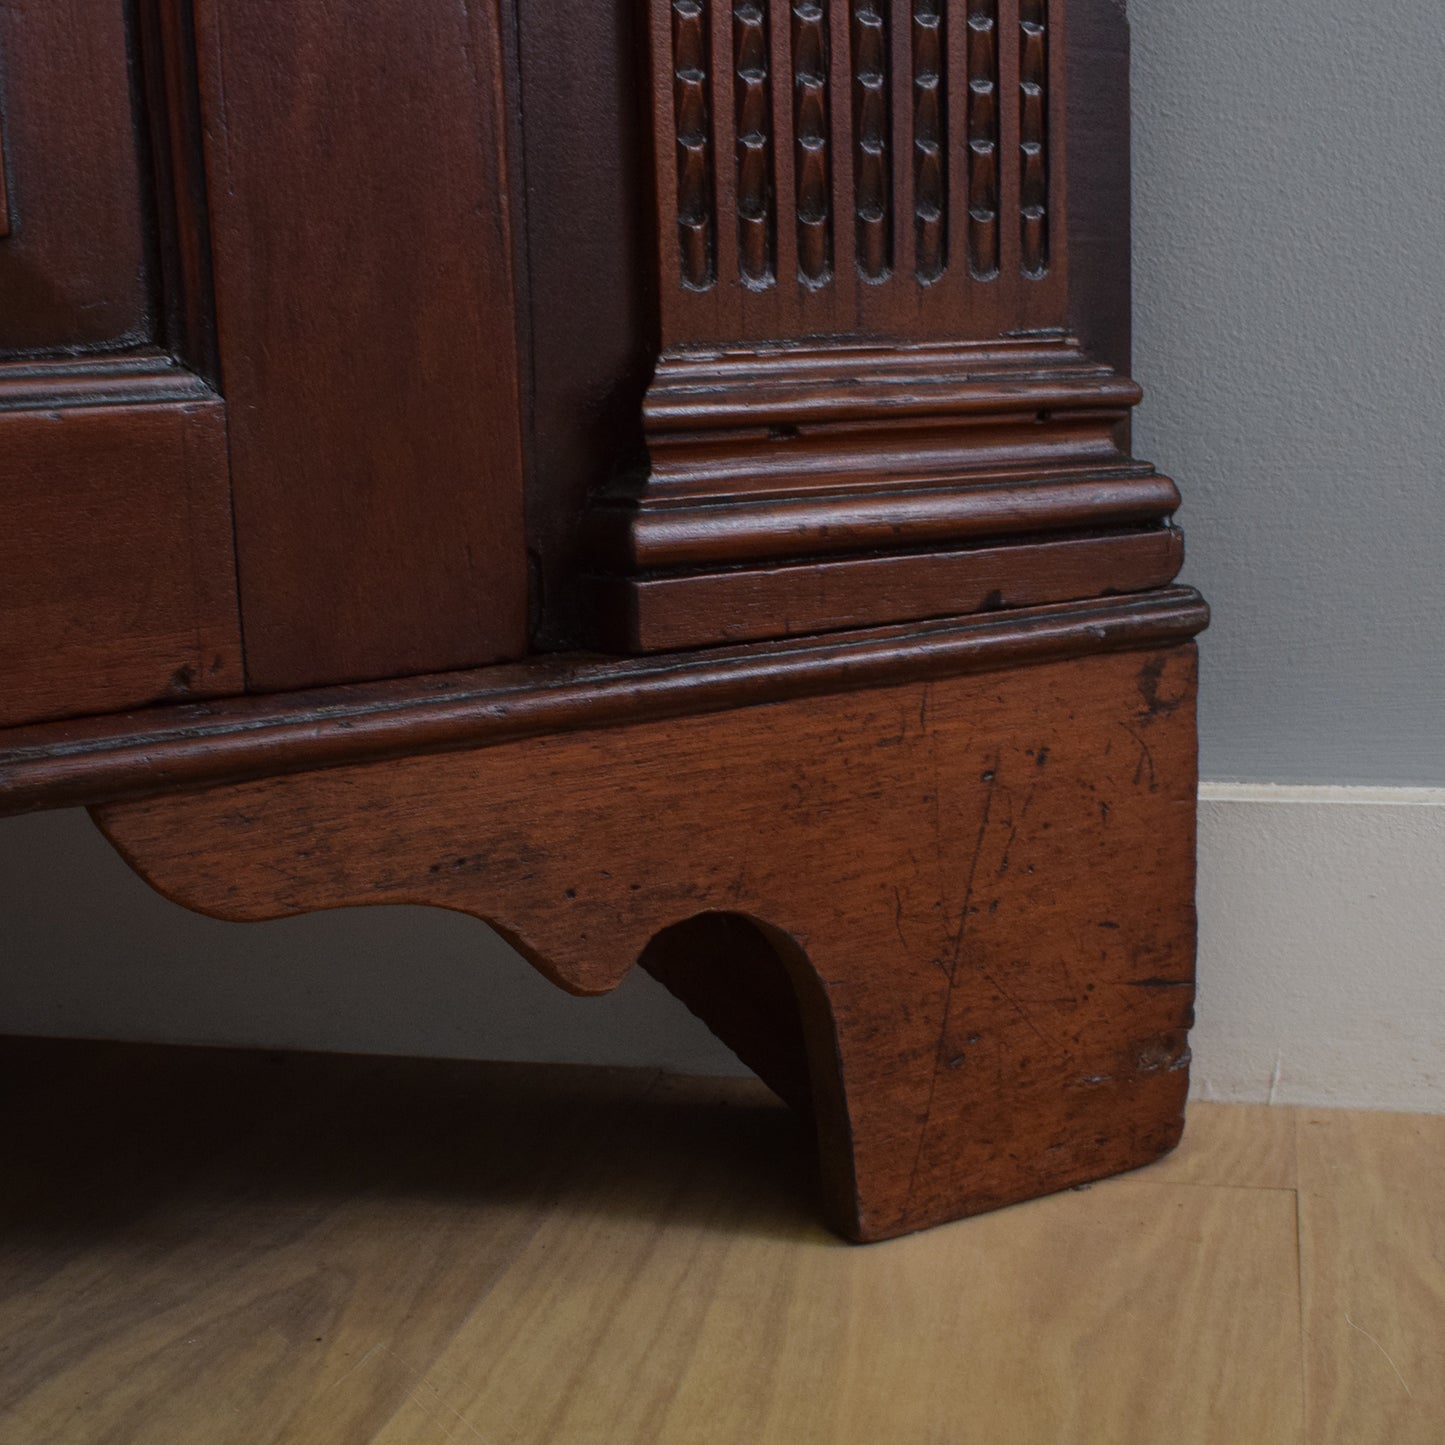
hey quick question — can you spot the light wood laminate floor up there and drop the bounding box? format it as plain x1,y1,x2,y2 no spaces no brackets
1,1038,1440,1443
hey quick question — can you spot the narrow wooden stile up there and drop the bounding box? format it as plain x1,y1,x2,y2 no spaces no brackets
826,0,858,320
709,0,744,330
888,0,915,301
996,0,1023,287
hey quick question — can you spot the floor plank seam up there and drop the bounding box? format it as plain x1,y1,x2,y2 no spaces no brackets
1293,1185,1309,1441
1109,1178,1299,1195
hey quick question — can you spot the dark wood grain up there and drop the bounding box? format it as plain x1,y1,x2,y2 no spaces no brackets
642,913,816,1118
0,354,214,410
584,334,1175,648
0,0,155,353
0,104,10,238
575,1,1174,652
593,466,1179,570
589,527,1184,652
134,0,221,383
1065,0,1134,380
512,0,655,649
0,3,244,731
0,590,1207,816
0,400,242,727
0,0,1206,1249
96,643,1200,1242
647,0,1069,349
192,0,529,690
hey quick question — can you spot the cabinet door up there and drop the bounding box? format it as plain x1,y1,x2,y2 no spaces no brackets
192,0,529,692
0,0,241,727
0,0,529,726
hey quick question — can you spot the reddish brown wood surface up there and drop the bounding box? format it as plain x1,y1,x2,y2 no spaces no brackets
593,468,1179,571
576,1,1174,653
0,1,241,731
0,401,242,728
592,527,1183,652
647,0,1069,349
97,643,1200,1242
192,0,529,691
585,336,1178,650
0,590,1207,816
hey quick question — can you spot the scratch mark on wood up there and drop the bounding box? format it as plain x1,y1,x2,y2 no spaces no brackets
979,967,1052,1048
892,884,911,952
1117,721,1158,790
904,755,1000,1211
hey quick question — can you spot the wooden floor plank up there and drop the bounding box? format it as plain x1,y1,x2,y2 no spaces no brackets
0,1044,658,1445
1129,1100,1298,1190
1296,1107,1445,1197
7,1041,1442,1445
1298,1110,1445,1445
374,1078,1304,1445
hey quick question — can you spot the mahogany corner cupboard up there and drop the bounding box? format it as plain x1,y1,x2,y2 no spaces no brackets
0,0,1208,1242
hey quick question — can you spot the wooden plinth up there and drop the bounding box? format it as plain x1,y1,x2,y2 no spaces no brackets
84,630,1201,1242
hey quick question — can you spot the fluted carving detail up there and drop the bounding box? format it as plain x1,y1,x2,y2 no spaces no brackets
911,0,946,282
653,0,1062,303
1019,0,1049,276
674,0,716,289
734,3,775,285
966,1,1000,278
851,2,890,281
792,2,832,285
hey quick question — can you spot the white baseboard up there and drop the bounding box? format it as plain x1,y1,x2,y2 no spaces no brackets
1193,783,1445,1112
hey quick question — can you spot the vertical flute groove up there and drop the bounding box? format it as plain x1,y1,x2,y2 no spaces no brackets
911,0,946,282
734,2,776,286
674,0,716,289
791,1,832,286
1019,0,1049,276
851,1,890,281
966,0,999,278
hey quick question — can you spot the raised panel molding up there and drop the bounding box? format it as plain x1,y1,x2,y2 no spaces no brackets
0,99,10,237
583,0,1171,653
0,0,241,728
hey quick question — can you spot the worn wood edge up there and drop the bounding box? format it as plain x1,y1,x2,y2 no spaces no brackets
1066,0,1134,382
0,589,1208,816
592,469,1179,569
86,644,1203,1243
587,528,1186,652
133,0,222,383
0,351,216,411
643,337,1134,428
0,99,8,237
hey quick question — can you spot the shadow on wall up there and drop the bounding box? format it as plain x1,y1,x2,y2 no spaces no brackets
0,808,745,1073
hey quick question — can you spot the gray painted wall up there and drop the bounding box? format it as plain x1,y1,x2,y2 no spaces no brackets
3,1,1441,1059
1131,0,1445,785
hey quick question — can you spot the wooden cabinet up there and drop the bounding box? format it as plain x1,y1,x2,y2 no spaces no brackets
0,1,1208,1242
0,0,528,725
